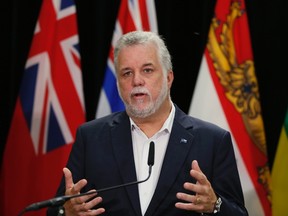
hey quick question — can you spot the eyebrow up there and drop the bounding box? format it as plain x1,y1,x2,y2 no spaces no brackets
142,63,154,67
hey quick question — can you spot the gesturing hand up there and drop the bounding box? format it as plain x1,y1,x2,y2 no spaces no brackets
62,167,105,216
175,160,217,214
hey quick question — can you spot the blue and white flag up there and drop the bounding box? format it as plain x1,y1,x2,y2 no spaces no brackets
96,0,157,118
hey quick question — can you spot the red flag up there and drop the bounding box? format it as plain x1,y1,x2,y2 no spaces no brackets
0,0,85,215
96,0,157,118
189,0,272,215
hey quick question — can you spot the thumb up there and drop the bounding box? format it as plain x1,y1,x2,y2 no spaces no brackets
63,167,74,190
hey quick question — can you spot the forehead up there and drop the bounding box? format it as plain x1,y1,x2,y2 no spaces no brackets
118,43,158,63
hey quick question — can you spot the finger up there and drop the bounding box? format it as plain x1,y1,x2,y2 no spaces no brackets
182,182,200,194
190,161,207,185
175,193,204,212
176,192,194,203
83,189,98,201
75,189,98,205
72,195,104,214
86,208,106,215
71,179,88,195
82,207,106,216
176,193,202,205
82,195,103,210
192,160,202,173
63,167,87,195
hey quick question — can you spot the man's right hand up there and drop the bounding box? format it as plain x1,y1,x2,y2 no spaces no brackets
62,167,105,215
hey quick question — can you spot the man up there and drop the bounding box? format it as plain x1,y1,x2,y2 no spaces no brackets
47,31,248,215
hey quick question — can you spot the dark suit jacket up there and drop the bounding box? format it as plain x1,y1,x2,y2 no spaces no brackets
47,105,248,216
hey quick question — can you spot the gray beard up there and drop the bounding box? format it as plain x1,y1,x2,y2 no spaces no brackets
122,80,168,118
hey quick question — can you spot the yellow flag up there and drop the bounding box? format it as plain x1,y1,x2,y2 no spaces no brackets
272,108,288,216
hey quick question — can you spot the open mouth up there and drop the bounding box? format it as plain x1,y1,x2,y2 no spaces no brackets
134,93,146,97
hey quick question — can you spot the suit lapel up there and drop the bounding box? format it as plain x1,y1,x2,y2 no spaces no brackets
145,109,195,216
109,107,195,216
110,113,142,216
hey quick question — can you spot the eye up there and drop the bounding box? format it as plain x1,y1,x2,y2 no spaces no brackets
122,70,132,77
143,68,153,73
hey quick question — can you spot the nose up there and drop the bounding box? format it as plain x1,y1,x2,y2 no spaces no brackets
132,72,144,86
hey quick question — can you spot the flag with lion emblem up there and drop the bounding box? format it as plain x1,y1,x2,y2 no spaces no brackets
189,0,272,215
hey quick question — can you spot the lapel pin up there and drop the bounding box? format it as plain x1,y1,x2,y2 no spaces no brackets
180,138,187,143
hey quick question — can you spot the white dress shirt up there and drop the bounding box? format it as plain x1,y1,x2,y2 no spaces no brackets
130,103,175,215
